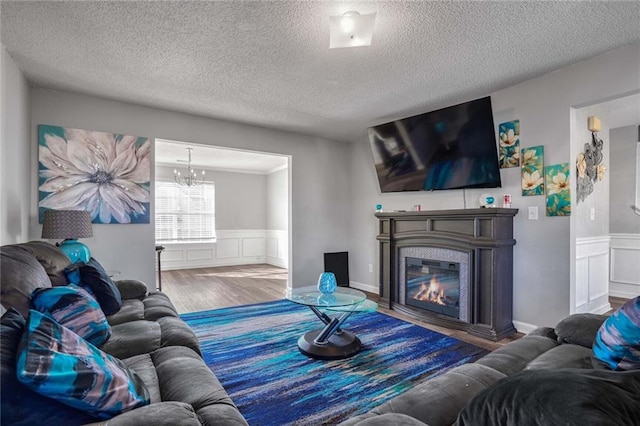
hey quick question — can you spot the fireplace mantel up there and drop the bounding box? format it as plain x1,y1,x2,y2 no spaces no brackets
375,208,518,341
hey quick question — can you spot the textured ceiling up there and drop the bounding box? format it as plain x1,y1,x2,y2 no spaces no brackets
2,1,639,143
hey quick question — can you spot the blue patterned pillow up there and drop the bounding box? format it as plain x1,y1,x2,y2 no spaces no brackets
1,309,95,425
17,310,149,419
31,284,111,347
593,296,640,370
78,258,122,315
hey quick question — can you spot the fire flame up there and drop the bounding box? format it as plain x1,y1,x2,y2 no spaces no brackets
414,276,446,305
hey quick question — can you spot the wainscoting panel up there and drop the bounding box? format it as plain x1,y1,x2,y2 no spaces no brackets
575,236,611,314
216,238,240,259
160,229,288,271
266,230,288,269
610,233,640,298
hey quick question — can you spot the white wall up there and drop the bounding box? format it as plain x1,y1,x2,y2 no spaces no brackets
610,125,640,233
574,107,610,239
1,45,31,245
156,164,267,230
31,88,350,288
267,167,288,230
348,43,640,331
573,106,612,314
266,167,289,269
609,125,640,299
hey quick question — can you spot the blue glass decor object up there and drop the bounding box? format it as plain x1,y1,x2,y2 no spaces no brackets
318,293,338,306
59,239,91,263
317,272,337,294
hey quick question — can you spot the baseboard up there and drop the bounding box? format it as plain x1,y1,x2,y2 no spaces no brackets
162,258,266,271
609,289,638,299
512,320,538,335
266,257,287,269
349,280,378,295
592,303,612,315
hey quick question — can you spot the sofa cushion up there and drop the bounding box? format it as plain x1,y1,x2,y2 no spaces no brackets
17,310,150,419
116,279,149,300
107,298,146,325
338,413,428,426
475,334,559,376
88,401,202,426
78,257,122,315
101,320,162,359
22,241,72,286
31,284,111,346
365,363,506,426
525,343,593,370
1,309,95,426
0,245,52,317
142,291,179,320
593,296,640,371
554,313,606,348
456,369,640,425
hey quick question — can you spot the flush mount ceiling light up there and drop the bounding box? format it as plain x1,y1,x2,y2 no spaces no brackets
329,11,376,49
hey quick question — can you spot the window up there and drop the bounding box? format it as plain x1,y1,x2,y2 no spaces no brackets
155,181,216,243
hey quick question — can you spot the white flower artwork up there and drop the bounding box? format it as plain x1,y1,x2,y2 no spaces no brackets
38,125,151,224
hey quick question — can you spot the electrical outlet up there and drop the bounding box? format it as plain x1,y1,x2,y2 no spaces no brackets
590,208,596,220
368,264,374,273
528,206,538,220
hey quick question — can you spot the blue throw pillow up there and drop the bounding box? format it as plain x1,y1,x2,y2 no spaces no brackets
78,258,122,315
593,296,640,370
1,309,95,425
31,284,111,347
17,310,149,419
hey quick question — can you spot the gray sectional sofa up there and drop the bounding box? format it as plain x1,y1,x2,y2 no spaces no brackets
340,314,640,426
0,241,248,425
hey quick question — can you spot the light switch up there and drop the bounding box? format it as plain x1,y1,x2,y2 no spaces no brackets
528,206,538,220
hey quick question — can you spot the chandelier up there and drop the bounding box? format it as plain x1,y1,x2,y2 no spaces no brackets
174,148,205,187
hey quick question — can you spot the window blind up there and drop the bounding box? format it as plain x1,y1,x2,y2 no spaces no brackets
155,180,216,242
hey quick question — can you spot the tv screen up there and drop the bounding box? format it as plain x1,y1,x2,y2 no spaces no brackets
368,96,502,193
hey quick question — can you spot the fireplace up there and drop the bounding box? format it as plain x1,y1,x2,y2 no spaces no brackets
375,208,518,341
405,257,460,319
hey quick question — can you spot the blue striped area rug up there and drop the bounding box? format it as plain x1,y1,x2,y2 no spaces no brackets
181,300,488,425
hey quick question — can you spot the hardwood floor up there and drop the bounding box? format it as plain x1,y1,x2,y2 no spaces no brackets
162,264,524,351
161,264,288,313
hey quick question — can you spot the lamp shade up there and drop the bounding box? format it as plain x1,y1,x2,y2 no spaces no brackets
42,210,93,239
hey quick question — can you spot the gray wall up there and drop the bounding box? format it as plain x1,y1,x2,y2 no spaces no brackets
574,106,610,239
267,167,288,231
610,125,640,233
30,89,350,287
156,164,267,230
348,43,640,330
1,45,31,245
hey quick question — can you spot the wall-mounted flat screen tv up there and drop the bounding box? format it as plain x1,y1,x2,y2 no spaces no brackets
368,96,502,193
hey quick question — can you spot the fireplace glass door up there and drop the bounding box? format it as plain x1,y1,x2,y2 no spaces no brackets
405,257,460,319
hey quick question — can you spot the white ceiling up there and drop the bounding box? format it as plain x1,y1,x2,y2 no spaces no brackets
155,139,288,174
1,1,639,143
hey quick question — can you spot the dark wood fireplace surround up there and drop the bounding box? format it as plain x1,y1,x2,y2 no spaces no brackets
375,208,518,341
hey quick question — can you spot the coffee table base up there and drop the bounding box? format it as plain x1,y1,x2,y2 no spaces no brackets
297,329,362,360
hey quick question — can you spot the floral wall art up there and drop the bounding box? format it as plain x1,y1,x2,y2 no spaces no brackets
521,145,544,196
38,125,151,224
545,163,571,216
498,119,520,168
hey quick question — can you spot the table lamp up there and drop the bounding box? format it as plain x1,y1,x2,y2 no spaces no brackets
42,209,93,263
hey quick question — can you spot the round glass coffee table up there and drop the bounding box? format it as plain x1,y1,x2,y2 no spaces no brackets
285,286,378,360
